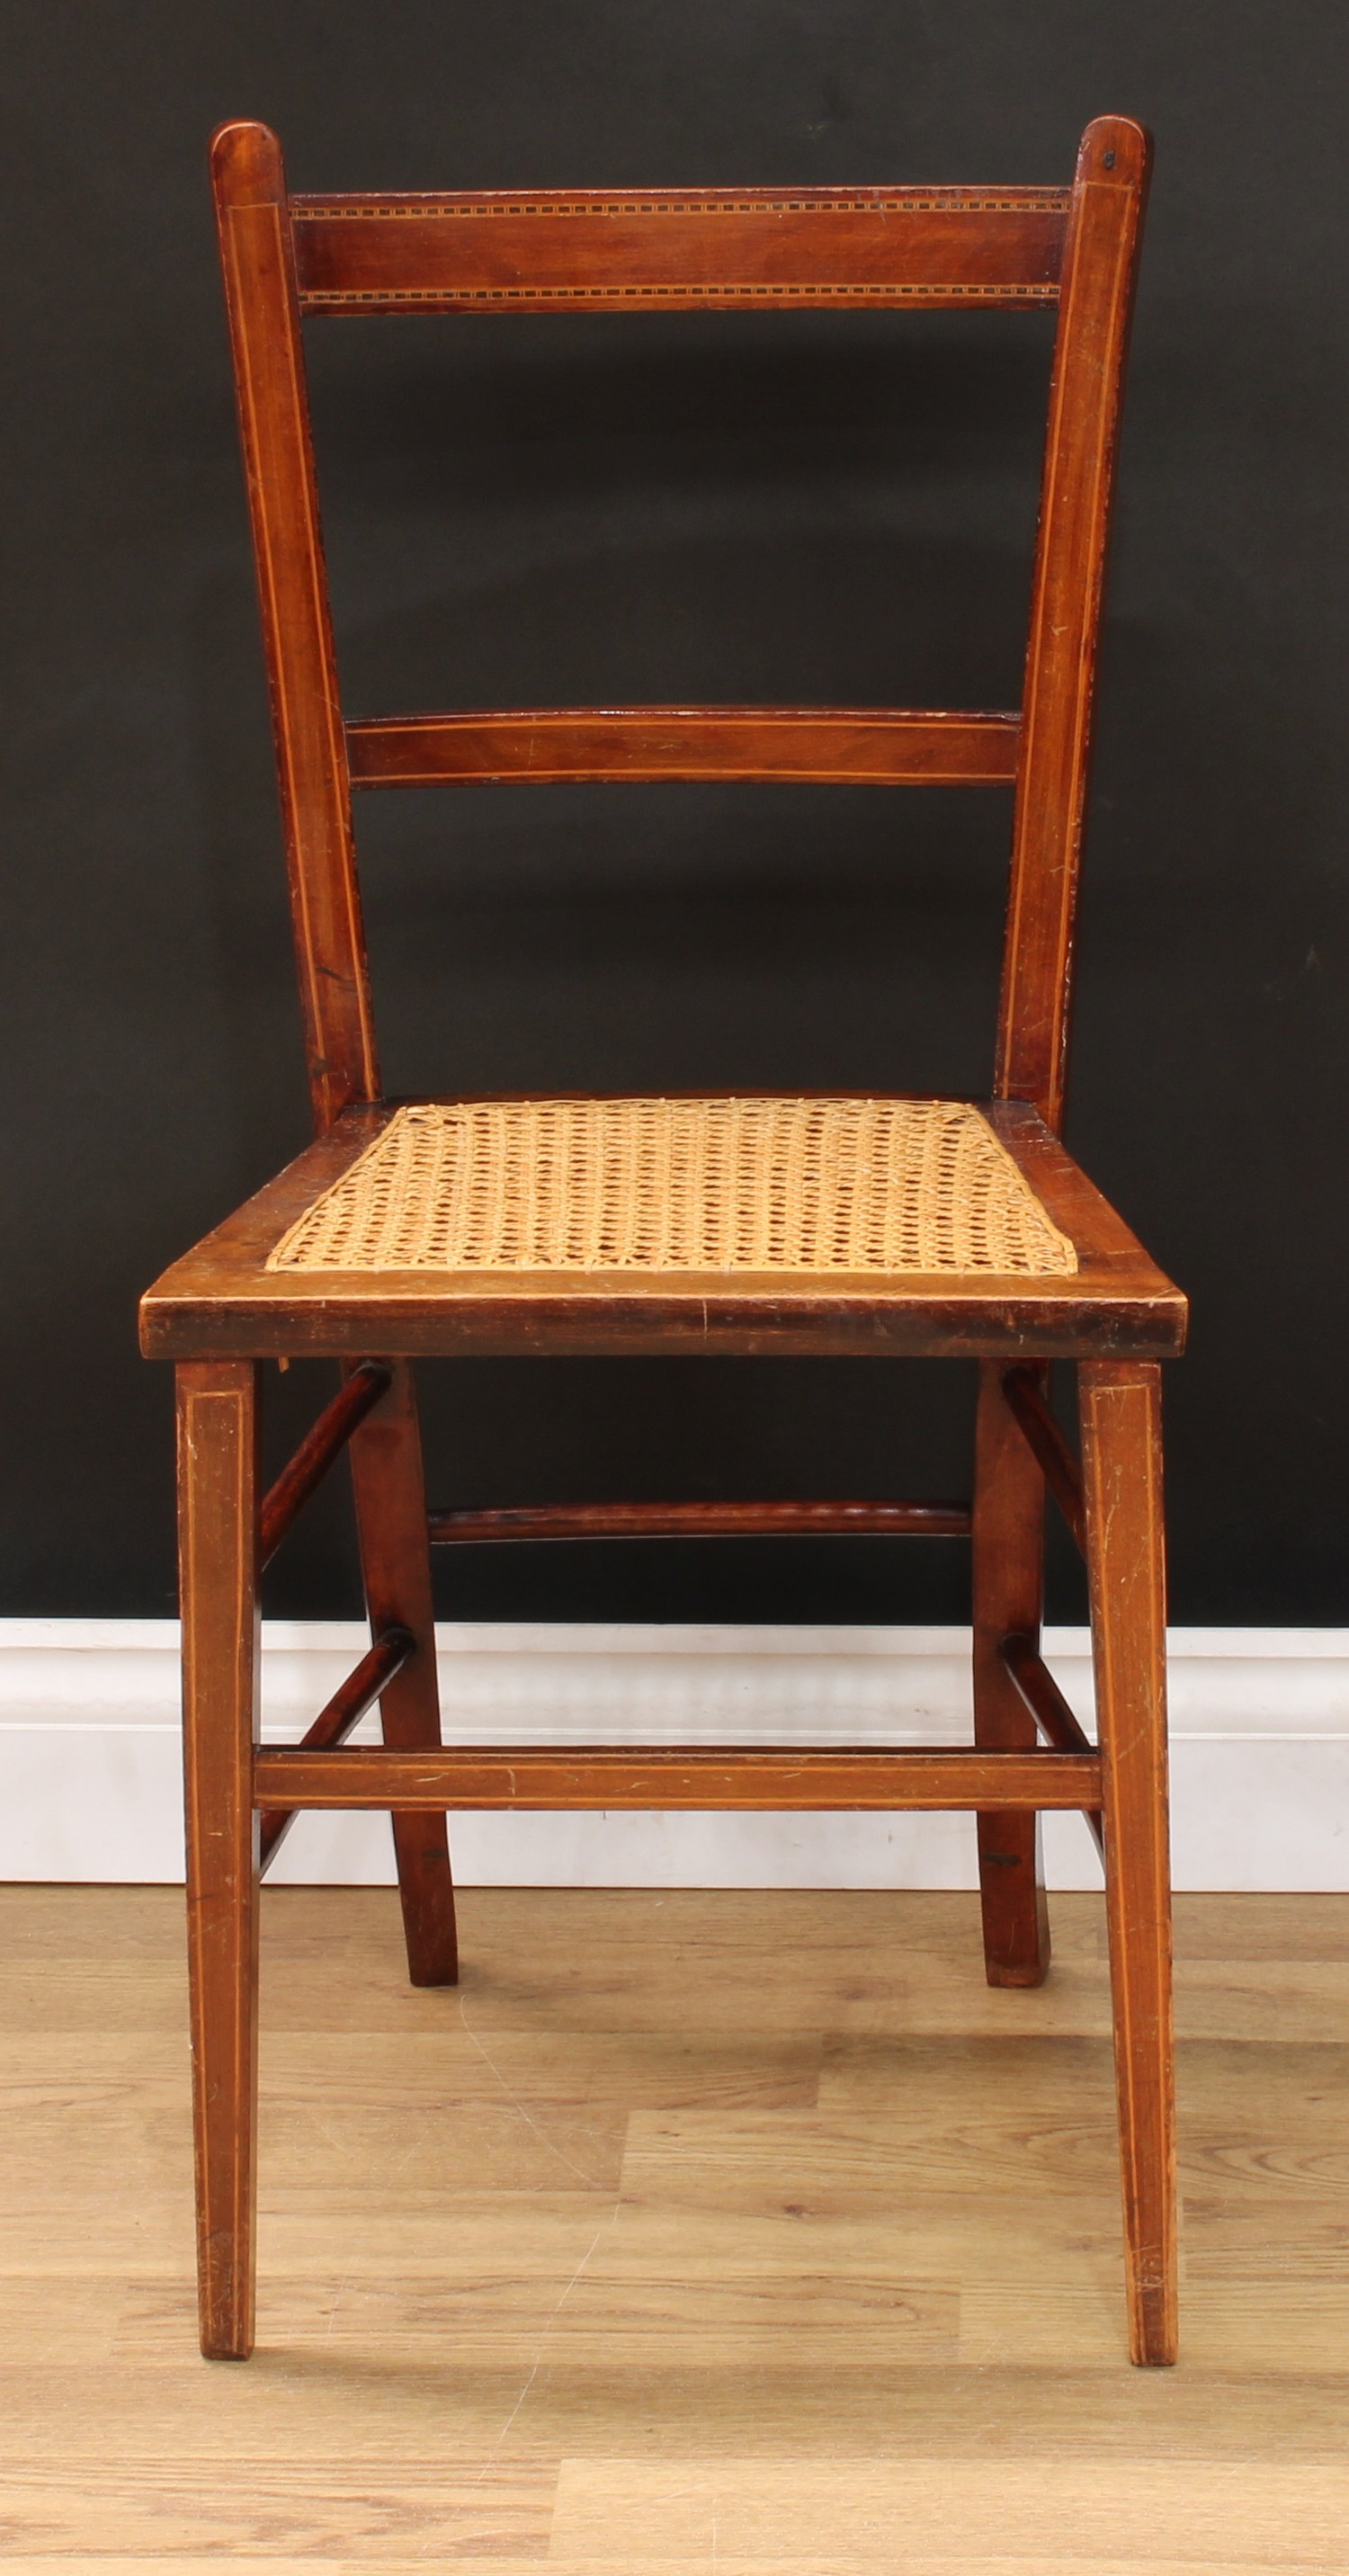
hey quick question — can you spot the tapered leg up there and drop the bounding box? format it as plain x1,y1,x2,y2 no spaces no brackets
347,1360,458,1986
970,1360,1051,1985
177,1359,260,2361
1079,1360,1176,2367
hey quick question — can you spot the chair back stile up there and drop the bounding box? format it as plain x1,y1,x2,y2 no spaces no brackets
210,115,1148,1145
996,123,1150,1130
211,122,379,1133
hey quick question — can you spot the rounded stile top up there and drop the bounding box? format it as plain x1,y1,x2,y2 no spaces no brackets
210,120,287,207
1076,116,1151,189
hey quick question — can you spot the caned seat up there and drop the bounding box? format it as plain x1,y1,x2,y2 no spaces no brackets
142,1088,1179,1359
140,114,1184,2371
270,1096,1080,1279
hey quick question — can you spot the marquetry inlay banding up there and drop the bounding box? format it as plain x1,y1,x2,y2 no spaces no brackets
290,192,1070,220
300,282,1059,309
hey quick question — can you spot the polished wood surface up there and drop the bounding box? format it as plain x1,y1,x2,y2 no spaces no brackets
2,1883,1347,2564
145,114,1183,2363
210,119,377,1133
176,1361,260,2360
970,1361,1050,1990
346,706,1021,787
290,183,1069,314
345,1361,459,1990
1000,1633,1100,1765
253,1742,1104,1813
996,119,1150,1130
258,1358,389,1567
999,1360,1087,1552
1079,1361,1175,2366
427,1498,973,1543
256,1624,414,1874
140,1096,1186,1364
999,1629,1105,1857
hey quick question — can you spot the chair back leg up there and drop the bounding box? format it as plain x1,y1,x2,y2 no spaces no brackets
177,1359,261,2361
1079,1359,1177,2366
347,1360,459,1986
971,1360,1051,1985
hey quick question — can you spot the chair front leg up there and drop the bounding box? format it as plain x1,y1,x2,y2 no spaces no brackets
347,1359,458,1987
177,1359,261,2361
1078,1359,1177,2366
970,1359,1051,1985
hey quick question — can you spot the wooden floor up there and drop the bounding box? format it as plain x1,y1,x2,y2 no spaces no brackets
3,1885,1349,2570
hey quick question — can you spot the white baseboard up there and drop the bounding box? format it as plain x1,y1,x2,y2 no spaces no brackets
2,1619,1346,1891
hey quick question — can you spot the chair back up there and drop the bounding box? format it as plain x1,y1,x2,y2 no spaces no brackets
210,118,1149,1134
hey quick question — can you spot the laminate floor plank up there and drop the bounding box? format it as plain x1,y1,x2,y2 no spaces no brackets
0,2563,1313,2576
262,2089,629,2194
262,2026,822,2110
548,2456,1349,2564
0,2460,556,2558
1171,1894,1349,1962
2,1886,1349,2568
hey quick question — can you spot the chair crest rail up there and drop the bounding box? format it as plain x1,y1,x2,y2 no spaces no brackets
290,186,1070,316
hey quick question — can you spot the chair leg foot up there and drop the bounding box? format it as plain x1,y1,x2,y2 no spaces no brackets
1080,1360,1177,2368
391,1814,460,1988
971,1361,1050,1988
348,1360,459,1987
974,1813,1051,1987
178,1360,260,2361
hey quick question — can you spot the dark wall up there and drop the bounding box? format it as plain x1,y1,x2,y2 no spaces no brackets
4,2,1347,1623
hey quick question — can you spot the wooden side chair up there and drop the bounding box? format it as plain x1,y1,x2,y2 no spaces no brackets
140,115,1184,2366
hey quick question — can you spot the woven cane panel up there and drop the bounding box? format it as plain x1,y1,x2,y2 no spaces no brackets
266,1098,1077,1278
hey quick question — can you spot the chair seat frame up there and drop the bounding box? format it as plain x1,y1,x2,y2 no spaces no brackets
142,114,1183,2367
